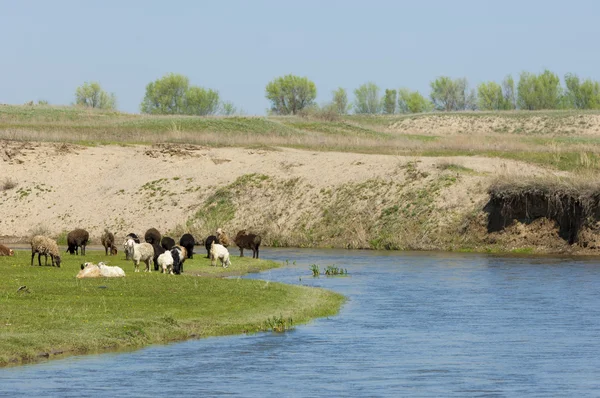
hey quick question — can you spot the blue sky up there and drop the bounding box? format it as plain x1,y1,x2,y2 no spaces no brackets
1,0,598,115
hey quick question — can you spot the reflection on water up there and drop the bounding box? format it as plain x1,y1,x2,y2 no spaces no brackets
2,248,600,397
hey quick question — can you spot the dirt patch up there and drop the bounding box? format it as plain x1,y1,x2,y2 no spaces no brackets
144,143,208,158
387,114,600,136
0,140,39,164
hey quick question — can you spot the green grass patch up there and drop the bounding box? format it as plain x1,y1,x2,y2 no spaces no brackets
0,251,345,367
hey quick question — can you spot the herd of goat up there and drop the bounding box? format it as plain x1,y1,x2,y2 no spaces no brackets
0,227,262,276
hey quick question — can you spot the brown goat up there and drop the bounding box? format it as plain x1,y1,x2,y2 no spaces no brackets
0,243,14,256
101,229,118,256
233,230,262,258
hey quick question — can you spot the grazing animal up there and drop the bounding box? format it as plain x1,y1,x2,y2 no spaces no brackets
171,246,187,275
234,230,262,259
77,262,125,278
152,243,166,271
66,228,89,255
101,229,118,256
125,238,154,272
0,244,14,256
210,241,231,268
123,233,141,260
161,236,176,251
157,251,174,274
30,235,61,267
216,228,230,247
144,228,161,245
204,235,218,258
179,233,196,259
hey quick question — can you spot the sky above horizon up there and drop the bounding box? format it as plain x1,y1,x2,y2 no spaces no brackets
1,0,599,115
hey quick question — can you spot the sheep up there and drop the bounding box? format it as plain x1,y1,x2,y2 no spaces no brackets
233,230,262,259
98,262,125,277
216,228,231,247
0,243,14,256
123,233,141,260
144,228,161,245
204,235,218,258
76,262,125,278
125,238,154,272
179,233,196,259
161,236,176,251
171,245,187,275
30,235,61,267
66,228,89,255
157,251,174,274
101,229,118,256
152,243,166,271
210,241,231,268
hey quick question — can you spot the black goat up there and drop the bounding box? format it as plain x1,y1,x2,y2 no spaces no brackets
67,228,89,255
161,236,176,251
179,233,196,259
204,235,218,258
126,233,141,243
152,243,166,271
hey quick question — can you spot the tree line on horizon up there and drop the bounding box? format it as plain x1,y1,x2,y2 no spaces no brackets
68,70,600,116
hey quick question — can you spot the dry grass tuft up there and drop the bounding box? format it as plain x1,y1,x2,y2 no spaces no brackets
1,177,17,191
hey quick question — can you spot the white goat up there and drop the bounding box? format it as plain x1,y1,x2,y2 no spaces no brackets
210,241,231,268
157,251,174,274
77,262,125,278
125,238,154,272
98,262,126,277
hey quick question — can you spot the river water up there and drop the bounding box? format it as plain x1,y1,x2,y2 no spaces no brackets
1,248,600,397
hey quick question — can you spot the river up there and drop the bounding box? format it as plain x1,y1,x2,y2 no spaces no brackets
1,248,600,397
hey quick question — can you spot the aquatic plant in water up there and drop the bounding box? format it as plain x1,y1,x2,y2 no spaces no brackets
325,265,348,276
264,315,293,332
310,264,320,277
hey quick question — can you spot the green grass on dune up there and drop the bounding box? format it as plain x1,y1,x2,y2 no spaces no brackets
0,250,345,367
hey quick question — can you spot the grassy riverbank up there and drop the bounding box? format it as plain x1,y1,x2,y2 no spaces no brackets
3,105,600,171
0,251,345,367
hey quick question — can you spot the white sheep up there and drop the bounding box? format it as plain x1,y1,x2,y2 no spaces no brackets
98,262,126,277
125,238,154,272
210,241,231,268
30,235,61,267
157,251,174,274
77,262,125,278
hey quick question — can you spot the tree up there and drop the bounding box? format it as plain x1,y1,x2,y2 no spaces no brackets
564,73,600,109
140,73,189,114
516,72,537,110
517,70,561,110
397,89,432,113
332,87,349,115
140,73,221,115
75,82,116,110
353,82,381,114
383,89,397,114
184,86,220,116
221,101,238,116
477,81,504,111
265,74,317,115
429,77,476,111
502,75,516,110
536,69,561,109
